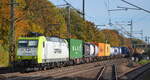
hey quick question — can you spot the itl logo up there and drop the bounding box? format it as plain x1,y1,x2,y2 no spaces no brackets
72,45,82,52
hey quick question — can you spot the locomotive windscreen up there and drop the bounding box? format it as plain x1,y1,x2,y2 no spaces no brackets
18,40,38,48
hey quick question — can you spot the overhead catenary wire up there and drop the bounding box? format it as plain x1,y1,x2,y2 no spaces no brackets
63,0,84,15
104,0,141,43
63,0,96,22
121,0,150,13
52,0,143,41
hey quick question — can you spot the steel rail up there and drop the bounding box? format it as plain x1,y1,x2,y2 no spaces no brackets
96,66,105,80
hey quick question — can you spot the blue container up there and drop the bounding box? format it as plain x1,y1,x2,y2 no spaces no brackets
111,47,130,56
120,47,130,55
110,47,121,56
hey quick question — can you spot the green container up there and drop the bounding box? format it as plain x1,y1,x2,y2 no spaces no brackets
67,39,83,59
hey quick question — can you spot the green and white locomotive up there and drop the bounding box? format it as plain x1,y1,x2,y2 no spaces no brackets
16,36,70,69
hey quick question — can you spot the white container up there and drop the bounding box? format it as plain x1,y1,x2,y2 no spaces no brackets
90,44,95,56
94,45,99,56
84,43,96,57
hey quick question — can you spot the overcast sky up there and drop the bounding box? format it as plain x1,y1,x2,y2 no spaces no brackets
49,0,150,40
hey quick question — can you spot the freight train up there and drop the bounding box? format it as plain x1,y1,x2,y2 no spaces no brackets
10,36,130,71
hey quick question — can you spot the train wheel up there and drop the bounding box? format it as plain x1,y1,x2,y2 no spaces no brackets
43,67,47,70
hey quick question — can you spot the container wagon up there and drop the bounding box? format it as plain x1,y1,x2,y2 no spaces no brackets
67,38,83,64
83,42,98,62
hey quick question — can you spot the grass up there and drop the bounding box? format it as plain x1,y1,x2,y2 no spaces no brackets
138,60,150,65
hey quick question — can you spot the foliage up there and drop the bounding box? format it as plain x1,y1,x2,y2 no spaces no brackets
18,0,68,38
101,29,131,47
60,8,105,42
132,38,146,44
145,49,150,57
0,0,142,51
0,0,10,46
0,45,9,67
138,60,150,64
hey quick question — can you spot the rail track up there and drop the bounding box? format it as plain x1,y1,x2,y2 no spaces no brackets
112,64,118,80
96,64,118,80
96,66,105,80
0,58,127,80
119,62,150,80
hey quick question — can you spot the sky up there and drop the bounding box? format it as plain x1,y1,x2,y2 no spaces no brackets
49,0,150,40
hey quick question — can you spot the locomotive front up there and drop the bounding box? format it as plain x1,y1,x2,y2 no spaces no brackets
15,36,46,67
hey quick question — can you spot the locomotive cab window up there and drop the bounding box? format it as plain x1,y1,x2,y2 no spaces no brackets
18,40,28,48
47,37,66,43
28,40,38,47
18,40,38,48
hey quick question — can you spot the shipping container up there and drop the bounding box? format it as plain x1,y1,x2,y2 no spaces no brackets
84,43,97,57
89,44,95,56
110,47,122,56
96,43,105,56
94,44,99,56
110,48,115,56
90,42,99,56
110,47,130,56
67,39,83,59
84,43,90,57
120,47,130,55
104,44,110,56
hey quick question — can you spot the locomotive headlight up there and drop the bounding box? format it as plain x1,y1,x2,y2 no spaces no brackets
18,56,21,59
